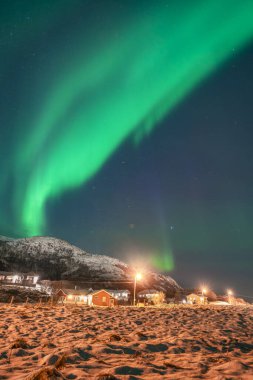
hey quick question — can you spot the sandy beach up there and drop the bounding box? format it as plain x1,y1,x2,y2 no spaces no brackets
0,304,253,379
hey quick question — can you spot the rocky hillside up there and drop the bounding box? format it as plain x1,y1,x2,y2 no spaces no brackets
0,236,180,295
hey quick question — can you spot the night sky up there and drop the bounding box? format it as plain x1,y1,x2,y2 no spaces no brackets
0,1,253,296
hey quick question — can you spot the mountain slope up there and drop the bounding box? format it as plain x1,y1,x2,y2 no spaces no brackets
0,236,180,294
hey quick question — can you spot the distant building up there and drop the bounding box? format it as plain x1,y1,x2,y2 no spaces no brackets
107,289,130,302
56,288,117,307
0,271,39,286
56,288,90,304
186,293,208,305
0,272,22,284
137,289,160,300
24,272,40,285
137,289,165,305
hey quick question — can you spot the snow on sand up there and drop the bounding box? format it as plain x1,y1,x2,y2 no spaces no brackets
0,304,253,379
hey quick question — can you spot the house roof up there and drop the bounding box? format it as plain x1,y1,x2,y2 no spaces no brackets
106,289,130,294
137,289,160,296
0,271,38,277
0,271,21,276
57,288,90,296
89,289,115,298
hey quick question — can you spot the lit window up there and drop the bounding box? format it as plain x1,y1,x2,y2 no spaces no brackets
102,296,106,302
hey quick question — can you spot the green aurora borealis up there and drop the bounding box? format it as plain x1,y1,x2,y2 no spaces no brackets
3,0,253,236
1,1,253,280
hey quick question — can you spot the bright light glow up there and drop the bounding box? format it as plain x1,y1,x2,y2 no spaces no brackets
135,273,142,281
67,294,73,300
227,289,233,296
202,287,207,294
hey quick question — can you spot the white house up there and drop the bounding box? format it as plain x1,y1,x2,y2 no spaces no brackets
137,289,160,299
186,293,208,305
0,271,39,286
0,272,23,284
107,289,130,301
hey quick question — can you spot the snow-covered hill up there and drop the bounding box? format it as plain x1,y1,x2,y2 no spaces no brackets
0,236,180,294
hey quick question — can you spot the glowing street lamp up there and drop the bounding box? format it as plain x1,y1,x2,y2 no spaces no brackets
133,272,142,306
227,289,234,305
200,287,208,304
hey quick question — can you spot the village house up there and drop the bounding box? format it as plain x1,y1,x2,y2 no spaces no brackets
24,272,40,285
137,289,165,305
107,289,130,302
0,272,23,284
186,293,208,305
56,288,117,307
0,271,39,286
138,289,159,298
89,289,117,307
56,288,91,304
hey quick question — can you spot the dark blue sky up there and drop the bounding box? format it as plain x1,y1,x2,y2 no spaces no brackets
47,43,253,296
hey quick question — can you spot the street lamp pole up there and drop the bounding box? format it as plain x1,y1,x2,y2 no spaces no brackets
227,289,233,304
133,275,137,306
201,287,207,305
133,273,142,306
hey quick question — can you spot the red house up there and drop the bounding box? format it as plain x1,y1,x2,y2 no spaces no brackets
89,289,117,307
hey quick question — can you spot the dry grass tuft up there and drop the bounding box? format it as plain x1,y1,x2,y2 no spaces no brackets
109,334,121,342
96,374,118,380
10,337,29,349
25,366,65,380
54,353,67,369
